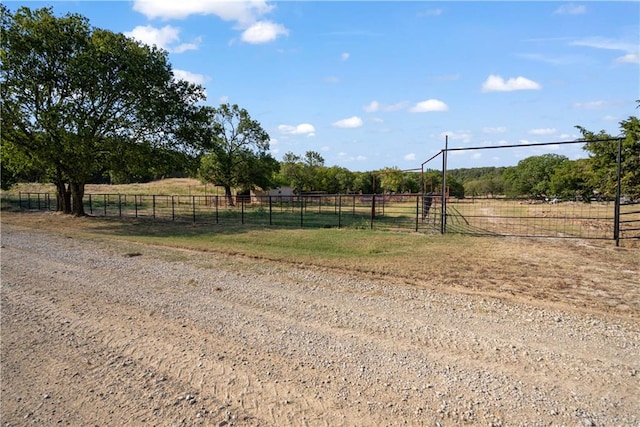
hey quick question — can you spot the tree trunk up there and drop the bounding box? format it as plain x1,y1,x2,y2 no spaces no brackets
54,167,72,213
70,181,86,216
224,185,234,207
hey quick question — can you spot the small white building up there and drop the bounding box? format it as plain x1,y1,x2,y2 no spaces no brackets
267,186,294,202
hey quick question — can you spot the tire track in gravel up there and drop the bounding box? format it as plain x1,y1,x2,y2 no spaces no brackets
1,268,346,425
2,224,639,426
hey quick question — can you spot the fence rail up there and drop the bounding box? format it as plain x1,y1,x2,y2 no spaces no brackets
8,192,445,233
6,192,637,243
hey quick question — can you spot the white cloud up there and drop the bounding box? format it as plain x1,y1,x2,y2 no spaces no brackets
132,0,273,23
571,37,639,64
517,53,584,65
337,152,367,163
269,137,279,154
324,76,340,84
572,100,607,109
173,69,208,85
418,8,443,17
528,128,557,135
404,153,416,161
241,21,289,44
616,53,640,64
363,100,408,113
132,0,288,44
125,25,200,53
482,126,507,134
571,37,634,52
219,95,229,103
553,3,586,15
409,99,449,113
341,52,350,61
440,131,472,143
482,74,542,92
278,123,316,136
332,116,363,129
363,101,380,113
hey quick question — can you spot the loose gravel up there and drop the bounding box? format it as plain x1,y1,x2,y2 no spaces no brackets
1,223,639,426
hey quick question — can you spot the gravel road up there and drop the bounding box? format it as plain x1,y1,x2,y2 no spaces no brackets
1,223,639,426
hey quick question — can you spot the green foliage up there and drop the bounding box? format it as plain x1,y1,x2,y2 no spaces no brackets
107,143,200,184
449,167,505,197
1,5,206,214
503,154,569,198
197,104,277,204
352,171,375,194
578,113,640,200
377,167,403,193
549,158,593,201
320,166,355,194
279,150,326,193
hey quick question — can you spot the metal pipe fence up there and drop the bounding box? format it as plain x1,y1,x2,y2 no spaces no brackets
6,191,637,242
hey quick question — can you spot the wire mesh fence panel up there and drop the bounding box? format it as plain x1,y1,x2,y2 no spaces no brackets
619,202,640,241
445,198,616,239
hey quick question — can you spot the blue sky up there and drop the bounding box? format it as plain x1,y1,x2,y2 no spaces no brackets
7,1,640,171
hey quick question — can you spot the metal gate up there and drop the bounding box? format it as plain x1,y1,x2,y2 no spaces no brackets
420,137,635,245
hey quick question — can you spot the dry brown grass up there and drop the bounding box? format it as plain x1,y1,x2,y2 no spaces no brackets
4,178,219,196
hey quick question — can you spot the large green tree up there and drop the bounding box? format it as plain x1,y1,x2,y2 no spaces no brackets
503,154,569,198
319,166,355,194
1,6,205,215
549,158,594,201
197,103,277,205
577,111,640,200
279,150,325,193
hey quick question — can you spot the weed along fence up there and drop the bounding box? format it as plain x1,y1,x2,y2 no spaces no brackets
10,192,443,233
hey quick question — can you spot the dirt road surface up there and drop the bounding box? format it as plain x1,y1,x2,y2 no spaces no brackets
1,222,639,426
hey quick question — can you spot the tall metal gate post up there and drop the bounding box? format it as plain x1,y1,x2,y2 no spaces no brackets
441,136,448,234
614,138,622,246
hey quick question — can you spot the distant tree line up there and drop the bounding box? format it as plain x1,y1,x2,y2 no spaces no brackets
2,6,638,214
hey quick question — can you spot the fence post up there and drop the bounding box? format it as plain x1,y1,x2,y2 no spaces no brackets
241,197,245,224
614,138,622,246
104,194,107,216
27,193,31,210
370,195,375,229
269,196,273,226
89,194,93,215
415,195,419,232
37,193,41,210
192,195,196,223
152,195,156,219
135,195,138,218
300,196,304,228
215,195,219,224
172,196,175,221
441,136,448,234
338,195,342,229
